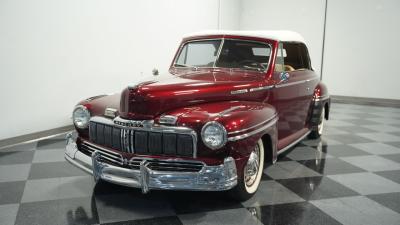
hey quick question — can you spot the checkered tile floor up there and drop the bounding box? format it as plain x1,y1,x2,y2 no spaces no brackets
1,103,400,225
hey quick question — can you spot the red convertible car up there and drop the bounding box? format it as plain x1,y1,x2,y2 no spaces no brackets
65,30,330,200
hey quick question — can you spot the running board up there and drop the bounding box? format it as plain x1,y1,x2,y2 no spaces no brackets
277,130,311,155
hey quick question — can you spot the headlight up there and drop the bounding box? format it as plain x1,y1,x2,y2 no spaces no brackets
201,121,227,150
73,105,90,129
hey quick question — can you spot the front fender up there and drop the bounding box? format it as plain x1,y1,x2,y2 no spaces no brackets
160,101,278,163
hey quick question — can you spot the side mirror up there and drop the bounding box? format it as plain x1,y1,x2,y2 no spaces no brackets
152,68,159,76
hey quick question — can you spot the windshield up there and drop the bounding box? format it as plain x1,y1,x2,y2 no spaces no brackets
174,39,271,72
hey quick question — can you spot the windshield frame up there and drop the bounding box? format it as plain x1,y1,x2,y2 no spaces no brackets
172,38,273,73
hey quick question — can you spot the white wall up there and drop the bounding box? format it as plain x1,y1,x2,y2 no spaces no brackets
2,0,399,140
322,0,400,99
0,0,233,140
239,0,326,75
219,0,241,30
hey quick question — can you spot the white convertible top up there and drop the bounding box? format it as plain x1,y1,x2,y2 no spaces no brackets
184,30,306,43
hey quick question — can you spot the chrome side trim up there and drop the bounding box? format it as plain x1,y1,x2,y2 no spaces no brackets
277,130,311,155
275,80,305,88
275,77,319,88
85,94,108,102
228,114,278,135
231,89,248,95
249,85,274,92
228,117,278,141
90,116,198,158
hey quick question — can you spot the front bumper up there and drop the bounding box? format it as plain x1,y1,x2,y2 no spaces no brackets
64,133,237,193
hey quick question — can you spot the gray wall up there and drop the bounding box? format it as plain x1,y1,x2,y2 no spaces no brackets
239,0,326,75
1,0,398,140
323,0,400,99
0,0,239,140
240,0,400,100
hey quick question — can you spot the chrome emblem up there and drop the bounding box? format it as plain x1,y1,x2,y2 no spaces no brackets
114,120,146,127
104,108,117,118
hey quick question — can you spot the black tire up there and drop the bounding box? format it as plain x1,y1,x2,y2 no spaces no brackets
229,139,264,201
309,106,325,139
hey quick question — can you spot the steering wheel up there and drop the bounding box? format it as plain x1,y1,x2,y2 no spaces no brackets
238,60,266,70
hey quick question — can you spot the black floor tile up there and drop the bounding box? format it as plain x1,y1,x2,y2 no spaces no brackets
16,197,99,225
327,134,374,144
0,181,25,204
261,172,273,181
101,216,183,225
336,126,376,133
347,112,379,118
367,192,400,214
341,118,379,126
167,191,242,214
29,161,87,179
95,191,175,223
247,202,341,225
93,181,134,196
0,151,34,165
60,197,100,225
36,139,66,150
323,145,371,157
385,142,400,149
381,154,400,164
277,176,359,200
374,170,400,184
388,132,400,137
300,158,366,175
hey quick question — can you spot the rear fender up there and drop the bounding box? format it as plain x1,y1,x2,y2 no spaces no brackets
310,82,330,127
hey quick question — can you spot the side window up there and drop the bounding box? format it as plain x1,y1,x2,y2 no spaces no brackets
274,43,285,72
281,42,311,71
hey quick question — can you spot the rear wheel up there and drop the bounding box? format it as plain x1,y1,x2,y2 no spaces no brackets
229,139,264,201
309,106,325,139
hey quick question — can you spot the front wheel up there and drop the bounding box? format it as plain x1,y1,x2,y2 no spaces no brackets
229,139,264,201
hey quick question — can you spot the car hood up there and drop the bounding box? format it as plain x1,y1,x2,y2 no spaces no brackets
118,69,266,120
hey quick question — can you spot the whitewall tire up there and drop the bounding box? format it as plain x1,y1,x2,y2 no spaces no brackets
229,139,264,201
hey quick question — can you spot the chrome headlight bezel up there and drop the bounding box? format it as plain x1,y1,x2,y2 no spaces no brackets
72,105,90,129
201,121,227,150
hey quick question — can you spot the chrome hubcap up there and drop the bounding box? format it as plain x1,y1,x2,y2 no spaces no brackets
245,144,260,187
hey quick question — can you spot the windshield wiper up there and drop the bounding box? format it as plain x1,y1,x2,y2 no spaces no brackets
173,63,190,67
242,65,263,72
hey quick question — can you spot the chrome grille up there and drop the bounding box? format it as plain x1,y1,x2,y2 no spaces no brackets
129,158,204,172
80,142,123,166
78,141,204,172
89,119,195,157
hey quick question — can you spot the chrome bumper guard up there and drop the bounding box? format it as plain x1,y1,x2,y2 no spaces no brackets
65,133,237,193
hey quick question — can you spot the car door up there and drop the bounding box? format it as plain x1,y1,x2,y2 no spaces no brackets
270,42,315,143
284,42,318,129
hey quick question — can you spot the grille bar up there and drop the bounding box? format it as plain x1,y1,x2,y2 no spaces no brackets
89,119,196,157
78,141,204,173
80,142,123,166
128,158,204,172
